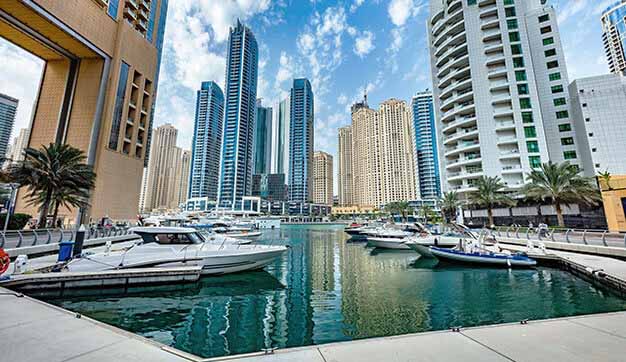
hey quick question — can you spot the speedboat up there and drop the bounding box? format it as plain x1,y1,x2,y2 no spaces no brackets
405,223,473,258
344,223,368,240
64,227,287,275
429,247,537,268
365,224,420,250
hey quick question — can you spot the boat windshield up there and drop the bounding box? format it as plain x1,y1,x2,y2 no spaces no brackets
141,232,203,245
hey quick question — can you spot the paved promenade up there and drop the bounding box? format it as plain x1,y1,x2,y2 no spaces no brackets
2,286,626,362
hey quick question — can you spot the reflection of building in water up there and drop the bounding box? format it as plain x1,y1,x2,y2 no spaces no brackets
338,243,431,338
310,230,336,291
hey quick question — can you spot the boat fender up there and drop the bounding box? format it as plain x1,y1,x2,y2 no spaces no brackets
261,347,277,355
450,326,462,332
520,319,528,325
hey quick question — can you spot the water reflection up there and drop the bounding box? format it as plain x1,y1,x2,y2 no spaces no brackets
47,225,626,359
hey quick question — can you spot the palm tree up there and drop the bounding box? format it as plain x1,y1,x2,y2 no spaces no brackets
7,143,96,228
440,191,461,223
468,176,515,227
598,170,612,191
385,201,411,222
523,161,601,227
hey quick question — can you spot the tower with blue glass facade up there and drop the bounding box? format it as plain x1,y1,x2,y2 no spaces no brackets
411,91,440,200
0,93,18,159
189,81,224,200
288,78,314,203
218,20,259,209
602,1,626,74
254,99,272,175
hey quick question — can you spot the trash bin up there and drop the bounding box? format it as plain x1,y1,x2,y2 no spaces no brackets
58,241,75,262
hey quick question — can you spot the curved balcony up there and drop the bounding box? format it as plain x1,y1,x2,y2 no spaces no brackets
437,53,469,79
482,29,501,43
438,31,467,59
438,65,470,89
448,169,484,182
435,42,468,68
440,74,471,97
432,0,464,37
493,109,514,119
496,137,518,145
484,42,504,54
444,141,480,157
434,15,465,47
441,102,475,123
495,120,516,131
485,53,506,67
479,0,497,5
491,95,512,105
446,156,482,170
479,6,498,19
502,165,523,174
442,115,476,133
481,18,500,30
443,127,479,146
489,80,510,92
487,67,508,79
499,149,521,159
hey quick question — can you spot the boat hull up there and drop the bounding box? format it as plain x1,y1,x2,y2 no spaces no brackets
429,247,536,268
367,237,410,250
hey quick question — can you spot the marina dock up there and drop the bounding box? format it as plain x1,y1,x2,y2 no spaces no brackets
2,286,626,362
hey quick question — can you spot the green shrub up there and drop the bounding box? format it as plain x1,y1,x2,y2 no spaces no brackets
0,213,32,230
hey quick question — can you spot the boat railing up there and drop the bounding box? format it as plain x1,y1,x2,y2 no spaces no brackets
0,226,133,249
487,226,626,248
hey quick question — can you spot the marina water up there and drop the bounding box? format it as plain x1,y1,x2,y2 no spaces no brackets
45,225,626,358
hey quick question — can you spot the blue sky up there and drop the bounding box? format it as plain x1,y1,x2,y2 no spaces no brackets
0,0,617,163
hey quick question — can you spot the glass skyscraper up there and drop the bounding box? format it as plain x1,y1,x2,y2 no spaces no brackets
271,97,290,175
602,1,626,74
253,99,272,175
0,93,18,159
218,20,259,209
189,81,224,200
411,91,440,200
288,78,314,203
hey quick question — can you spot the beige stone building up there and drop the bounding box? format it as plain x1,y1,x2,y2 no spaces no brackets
337,126,353,206
313,151,333,205
171,149,191,208
6,128,29,164
344,98,417,208
1,0,167,222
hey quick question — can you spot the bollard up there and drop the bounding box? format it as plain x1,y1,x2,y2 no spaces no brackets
73,225,87,257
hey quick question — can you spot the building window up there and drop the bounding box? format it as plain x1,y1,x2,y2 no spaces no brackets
558,123,572,132
589,132,594,137
107,0,119,19
505,7,516,17
520,98,532,109
592,148,597,152
515,70,527,81
551,85,564,93
511,44,522,55
524,126,537,138
549,72,561,81
146,0,158,42
109,61,130,150
529,156,541,168
556,110,569,119
543,37,554,46
582,103,587,107
509,32,520,42
563,151,577,160
504,0,514,4
538,14,550,23
540,26,552,34
468,0,477,4
517,84,529,95
547,60,559,69
522,111,533,123
561,137,574,145
513,57,525,68
527,141,539,153
585,118,591,122
553,98,566,106
544,49,556,57
507,19,519,29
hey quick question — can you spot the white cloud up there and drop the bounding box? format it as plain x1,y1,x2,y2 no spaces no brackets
354,31,375,58
0,39,44,141
388,0,414,27
338,94,348,105
200,0,271,43
391,27,404,53
350,0,365,13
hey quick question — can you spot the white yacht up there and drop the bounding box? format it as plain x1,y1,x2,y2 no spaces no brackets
64,227,287,275
405,224,478,258
365,224,421,250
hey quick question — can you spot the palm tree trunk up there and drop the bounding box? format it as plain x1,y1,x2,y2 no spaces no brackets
487,207,494,227
52,202,60,229
38,190,52,229
555,202,565,227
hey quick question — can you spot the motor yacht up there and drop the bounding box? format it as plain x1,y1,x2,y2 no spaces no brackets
365,224,421,250
405,223,472,257
64,227,287,275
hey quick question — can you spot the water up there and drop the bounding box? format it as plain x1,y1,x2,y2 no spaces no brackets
43,225,626,358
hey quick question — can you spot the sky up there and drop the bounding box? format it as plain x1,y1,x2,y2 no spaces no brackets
0,0,617,168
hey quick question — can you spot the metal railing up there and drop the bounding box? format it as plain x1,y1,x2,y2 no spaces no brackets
487,226,626,248
0,226,132,249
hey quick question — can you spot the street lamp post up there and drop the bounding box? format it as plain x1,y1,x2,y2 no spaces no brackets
3,183,20,233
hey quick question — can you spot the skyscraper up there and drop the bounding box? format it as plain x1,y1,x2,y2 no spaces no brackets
601,1,626,74
313,151,333,205
143,124,178,211
349,98,417,207
411,91,440,200
338,126,353,206
189,81,224,200
271,97,290,175
254,99,273,175
6,128,29,164
0,94,18,160
429,0,580,197
2,0,168,221
289,78,314,203
172,149,191,207
218,20,259,209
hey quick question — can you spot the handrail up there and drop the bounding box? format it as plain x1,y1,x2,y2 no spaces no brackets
1,226,132,249
488,225,626,249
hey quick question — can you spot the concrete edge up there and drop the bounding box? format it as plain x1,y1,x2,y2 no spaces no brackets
6,234,140,258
